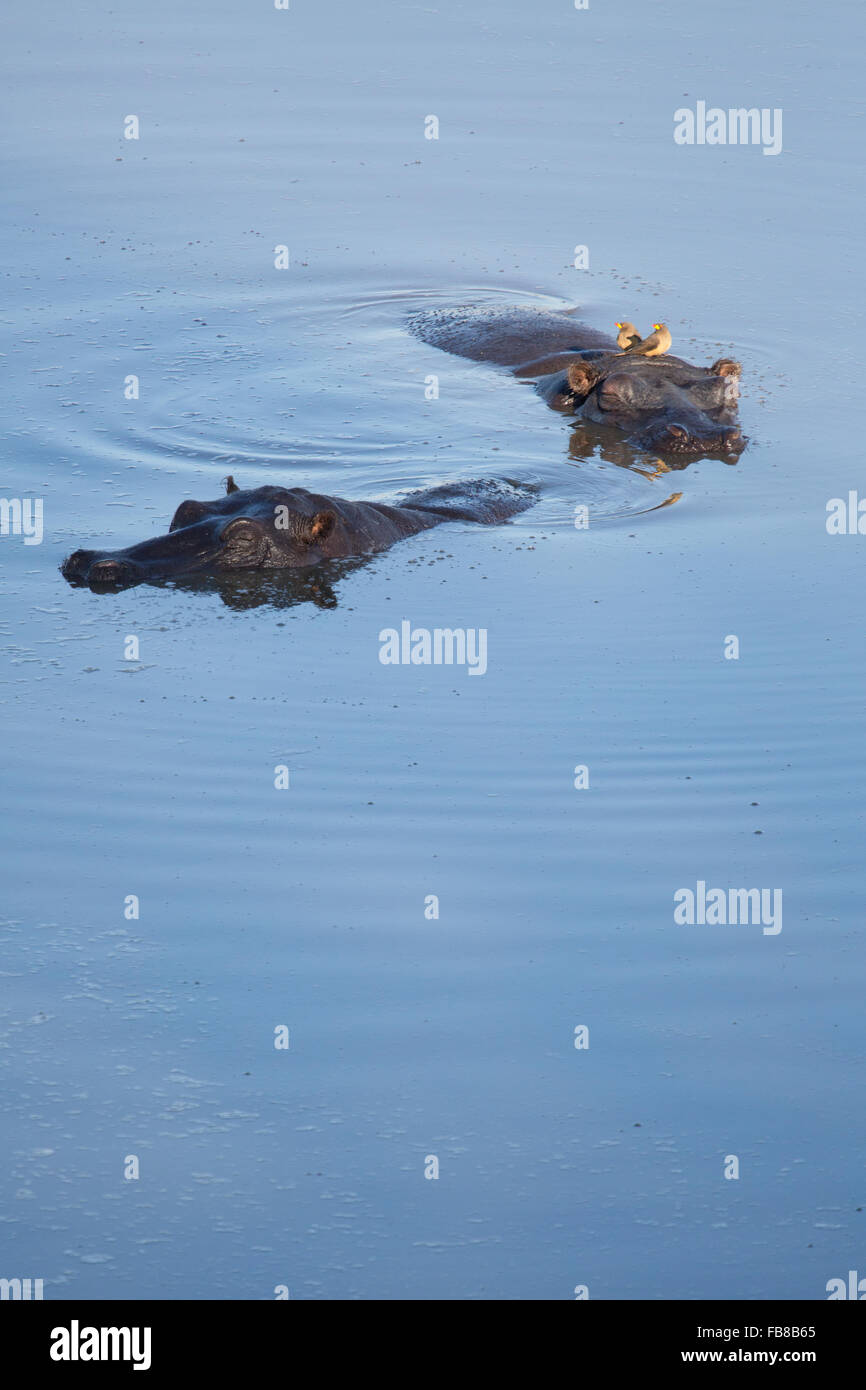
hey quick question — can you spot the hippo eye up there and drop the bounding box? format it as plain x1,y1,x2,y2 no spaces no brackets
220,517,267,565
222,518,262,543
597,374,636,408
682,375,737,412
694,377,728,403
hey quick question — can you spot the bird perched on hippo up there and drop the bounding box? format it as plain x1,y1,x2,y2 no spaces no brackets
409,304,745,459
615,321,642,350
621,323,673,357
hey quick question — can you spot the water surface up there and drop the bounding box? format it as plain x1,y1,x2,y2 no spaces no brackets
1,0,864,1300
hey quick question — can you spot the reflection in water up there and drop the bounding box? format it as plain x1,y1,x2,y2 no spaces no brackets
564,418,742,473
150,555,374,610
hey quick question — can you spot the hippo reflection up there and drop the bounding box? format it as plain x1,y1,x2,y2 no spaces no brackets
115,554,376,610
61,477,536,590
409,304,746,460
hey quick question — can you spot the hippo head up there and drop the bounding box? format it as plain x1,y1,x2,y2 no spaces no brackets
561,355,745,459
61,486,338,589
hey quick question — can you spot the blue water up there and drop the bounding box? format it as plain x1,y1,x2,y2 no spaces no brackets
1,0,864,1299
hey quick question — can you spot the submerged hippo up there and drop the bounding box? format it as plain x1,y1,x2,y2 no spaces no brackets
532,350,743,457
409,304,746,459
61,477,536,589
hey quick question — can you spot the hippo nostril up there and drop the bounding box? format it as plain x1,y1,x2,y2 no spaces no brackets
88,559,130,585
61,550,90,579
722,427,743,449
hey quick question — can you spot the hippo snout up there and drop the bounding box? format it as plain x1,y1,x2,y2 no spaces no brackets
719,426,744,451
87,558,138,585
61,550,140,588
61,549,97,582
641,420,745,457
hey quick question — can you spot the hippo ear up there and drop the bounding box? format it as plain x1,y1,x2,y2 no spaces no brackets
566,362,599,397
709,358,741,379
170,499,209,532
304,510,336,544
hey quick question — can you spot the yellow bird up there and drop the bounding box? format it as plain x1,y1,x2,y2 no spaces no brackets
625,323,672,357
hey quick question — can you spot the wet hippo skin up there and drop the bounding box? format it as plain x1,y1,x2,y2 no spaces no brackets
61,479,536,590
409,304,746,459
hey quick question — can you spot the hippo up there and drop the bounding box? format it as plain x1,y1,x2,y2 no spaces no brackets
408,304,746,460
532,351,743,458
61,476,537,590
